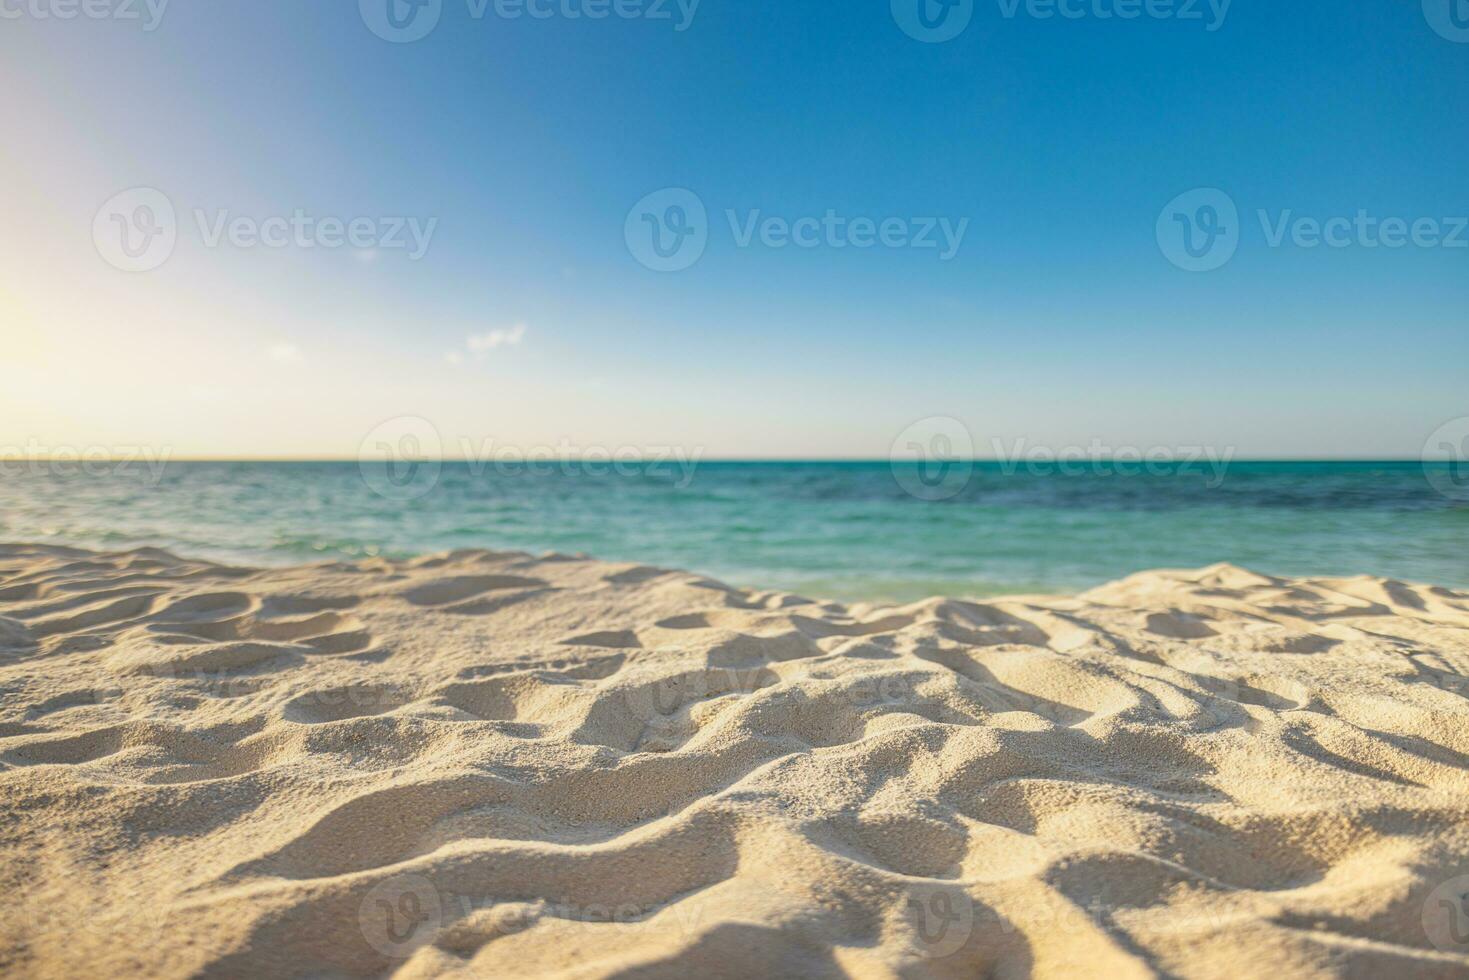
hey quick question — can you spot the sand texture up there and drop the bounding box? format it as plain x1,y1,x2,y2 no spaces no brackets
3,543,1469,978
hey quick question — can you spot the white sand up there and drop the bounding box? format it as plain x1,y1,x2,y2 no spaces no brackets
3,543,1469,977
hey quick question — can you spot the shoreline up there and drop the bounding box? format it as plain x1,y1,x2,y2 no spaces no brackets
3,543,1469,976
5,534,1467,608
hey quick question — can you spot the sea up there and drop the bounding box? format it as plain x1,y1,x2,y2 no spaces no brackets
0,460,1464,603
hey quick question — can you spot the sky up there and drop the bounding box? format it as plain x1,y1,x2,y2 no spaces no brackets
1,0,1466,459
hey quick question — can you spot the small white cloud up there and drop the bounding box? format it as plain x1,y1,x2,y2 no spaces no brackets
268,343,303,364
444,351,464,365
465,323,527,356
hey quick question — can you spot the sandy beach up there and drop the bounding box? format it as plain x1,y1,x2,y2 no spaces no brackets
12,0,1465,974
3,542,1469,977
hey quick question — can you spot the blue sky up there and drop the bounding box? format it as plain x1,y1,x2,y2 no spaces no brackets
2,0,1466,458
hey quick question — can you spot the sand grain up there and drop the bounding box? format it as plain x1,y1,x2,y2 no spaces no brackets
3,544,1469,977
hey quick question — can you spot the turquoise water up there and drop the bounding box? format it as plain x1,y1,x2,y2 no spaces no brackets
0,461,1464,602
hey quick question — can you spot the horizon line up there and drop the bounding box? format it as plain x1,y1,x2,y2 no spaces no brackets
2,456,1437,464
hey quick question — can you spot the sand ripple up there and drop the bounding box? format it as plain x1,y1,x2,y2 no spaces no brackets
3,544,1469,977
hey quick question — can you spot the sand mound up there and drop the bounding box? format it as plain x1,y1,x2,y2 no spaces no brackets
3,544,1469,978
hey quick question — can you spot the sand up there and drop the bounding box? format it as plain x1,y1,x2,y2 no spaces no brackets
3,543,1469,978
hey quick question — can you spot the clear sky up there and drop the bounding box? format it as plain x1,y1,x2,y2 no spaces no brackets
2,0,1466,459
